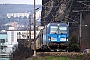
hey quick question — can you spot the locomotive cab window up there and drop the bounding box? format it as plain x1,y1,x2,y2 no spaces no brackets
50,26,67,34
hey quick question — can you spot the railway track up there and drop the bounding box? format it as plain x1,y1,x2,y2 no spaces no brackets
37,52,84,56
26,52,90,60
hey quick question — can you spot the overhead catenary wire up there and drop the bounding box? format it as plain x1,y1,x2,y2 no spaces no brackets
78,1,90,8
42,0,74,24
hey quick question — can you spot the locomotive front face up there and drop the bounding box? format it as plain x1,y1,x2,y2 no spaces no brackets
45,23,69,51
47,23,68,42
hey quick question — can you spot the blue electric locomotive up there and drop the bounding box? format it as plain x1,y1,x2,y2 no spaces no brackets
42,22,69,51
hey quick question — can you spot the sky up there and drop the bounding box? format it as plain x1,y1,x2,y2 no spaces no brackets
0,0,42,5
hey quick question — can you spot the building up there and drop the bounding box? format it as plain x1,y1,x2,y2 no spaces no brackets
7,30,40,41
0,32,12,60
0,25,44,53
36,10,41,20
7,26,44,47
7,10,41,19
0,32,7,53
0,32,17,53
7,13,29,18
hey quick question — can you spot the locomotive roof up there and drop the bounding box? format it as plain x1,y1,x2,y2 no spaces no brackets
47,22,68,27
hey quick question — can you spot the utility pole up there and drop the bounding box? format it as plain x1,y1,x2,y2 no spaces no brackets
72,11,82,52
73,10,89,52
79,12,82,52
33,0,36,56
29,14,31,48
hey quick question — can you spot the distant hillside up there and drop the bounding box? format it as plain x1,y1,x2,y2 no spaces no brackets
0,4,41,16
0,4,41,30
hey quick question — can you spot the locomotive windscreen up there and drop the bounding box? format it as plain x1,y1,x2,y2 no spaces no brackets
50,26,58,34
50,26,67,34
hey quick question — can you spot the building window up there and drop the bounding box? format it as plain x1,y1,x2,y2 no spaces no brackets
11,31,14,42
0,39,5,43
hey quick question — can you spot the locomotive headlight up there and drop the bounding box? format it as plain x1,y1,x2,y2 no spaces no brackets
67,39,68,41
48,37,51,41
57,24,60,26
66,37,68,41
48,38,51,41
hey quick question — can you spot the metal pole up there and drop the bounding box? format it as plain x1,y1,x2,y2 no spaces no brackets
73,10,90,52
80,12,82,52
33,0,36,56
29,14,31,48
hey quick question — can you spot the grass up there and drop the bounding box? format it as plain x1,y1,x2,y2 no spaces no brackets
32,56,81,60
26,53,90,60
76,54,85,59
